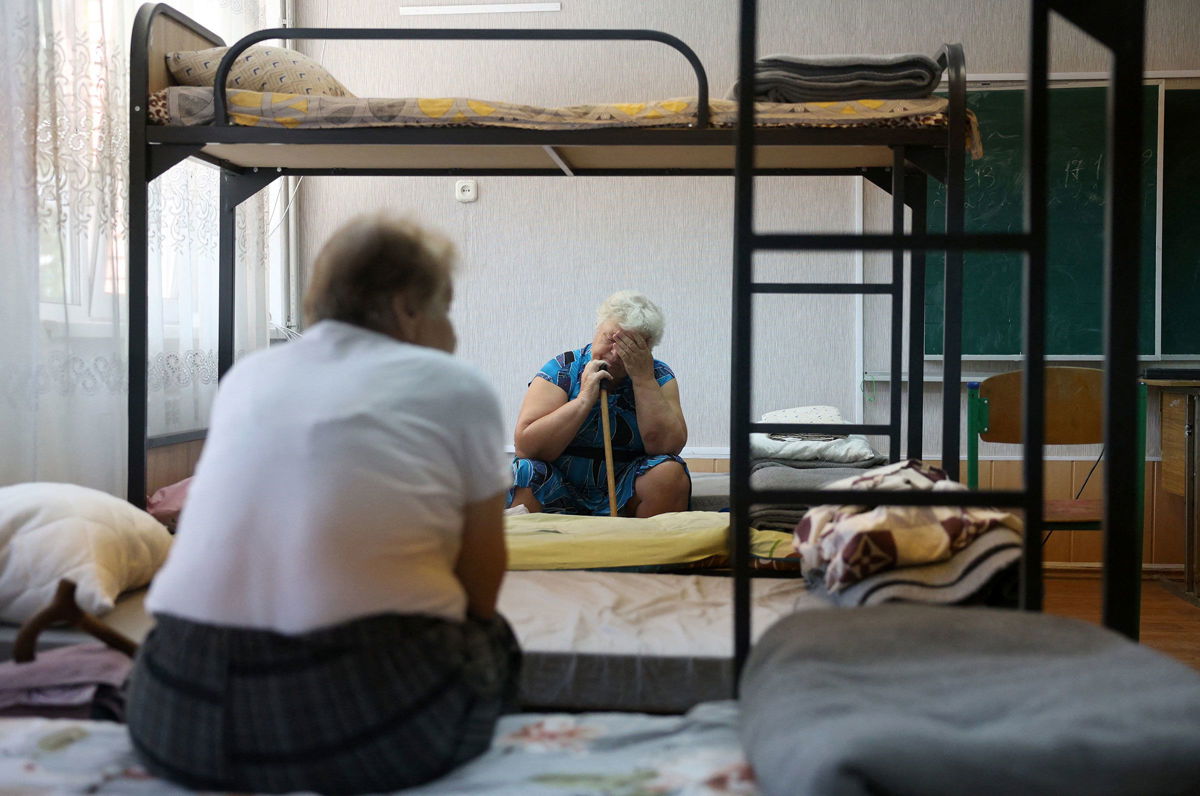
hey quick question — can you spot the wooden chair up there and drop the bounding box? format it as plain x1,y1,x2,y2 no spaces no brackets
965,367,1145,533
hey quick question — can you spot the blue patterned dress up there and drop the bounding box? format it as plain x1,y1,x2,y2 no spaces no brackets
509,344,689,515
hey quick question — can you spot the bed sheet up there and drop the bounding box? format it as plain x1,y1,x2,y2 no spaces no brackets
500,571,824,711
0,701,752,794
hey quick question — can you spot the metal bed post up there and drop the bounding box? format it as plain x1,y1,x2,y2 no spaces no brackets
128,124,150,510
1021,1,1050,613
128,3,223,506
1098,2,1146,638
1038,0,1145,638
889,149,906,462
905,171,927,461
940,44,966,479
730,0,758,686
218,170,279,379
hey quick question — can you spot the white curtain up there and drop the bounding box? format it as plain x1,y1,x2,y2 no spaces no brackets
0,0,40,486
0,0,270,495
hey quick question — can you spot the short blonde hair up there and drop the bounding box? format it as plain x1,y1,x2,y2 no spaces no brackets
303,213,454,334
596,290,665,348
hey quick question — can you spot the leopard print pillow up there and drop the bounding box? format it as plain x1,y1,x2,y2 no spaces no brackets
148,88,170,125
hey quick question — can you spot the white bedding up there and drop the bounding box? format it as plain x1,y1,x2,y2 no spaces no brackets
5,574,822,713
499,570,821,658
749,432,880,462
499,571,825,711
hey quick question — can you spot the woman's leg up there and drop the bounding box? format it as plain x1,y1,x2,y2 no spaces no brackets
624,459,691,518
509,487,542,513
510,457,579,513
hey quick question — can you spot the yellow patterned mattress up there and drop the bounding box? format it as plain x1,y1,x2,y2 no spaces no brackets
149,87,982,157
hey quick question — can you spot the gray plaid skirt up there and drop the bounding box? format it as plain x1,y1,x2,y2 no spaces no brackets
126,611,521,794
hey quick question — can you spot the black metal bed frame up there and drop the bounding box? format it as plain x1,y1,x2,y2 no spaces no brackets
128,2,962,498
128,0,1144,689
731,0,1145,677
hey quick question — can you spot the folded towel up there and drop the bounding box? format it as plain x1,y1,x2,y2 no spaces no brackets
729,52,943,103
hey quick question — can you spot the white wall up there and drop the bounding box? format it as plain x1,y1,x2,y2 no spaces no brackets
293,0,1200,454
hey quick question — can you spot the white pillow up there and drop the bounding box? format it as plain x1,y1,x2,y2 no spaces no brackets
0,483,172,623
760,405,844,424
750,433,880,463
753,404,882,462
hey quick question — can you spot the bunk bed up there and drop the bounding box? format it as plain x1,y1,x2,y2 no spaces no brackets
127,3,974,506
116,0,1154,702
4,0,1197,792
120,3,986,712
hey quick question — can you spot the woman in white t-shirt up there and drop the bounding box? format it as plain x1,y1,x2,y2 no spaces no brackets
126,214,519,795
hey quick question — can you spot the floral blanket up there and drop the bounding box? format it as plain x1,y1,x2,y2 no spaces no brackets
794,460,1023,592
0,701,754,794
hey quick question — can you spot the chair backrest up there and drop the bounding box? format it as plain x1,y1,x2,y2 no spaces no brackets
979,367,1104,445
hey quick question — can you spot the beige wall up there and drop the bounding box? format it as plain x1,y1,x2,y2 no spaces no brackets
293,1,1200,452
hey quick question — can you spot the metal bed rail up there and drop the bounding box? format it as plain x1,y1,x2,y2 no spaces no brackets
729,0,1146,686
210,27,711,130
126,2,958,509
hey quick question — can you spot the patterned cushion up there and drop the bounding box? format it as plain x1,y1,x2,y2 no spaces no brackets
166,44,353,98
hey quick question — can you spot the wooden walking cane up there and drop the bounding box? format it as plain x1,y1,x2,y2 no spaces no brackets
597,364,619,517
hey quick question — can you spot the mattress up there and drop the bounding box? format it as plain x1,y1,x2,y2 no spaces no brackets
690,471,731,512
3,574,821,714
0,701,746,793
149,87,983,154
499,570,825,712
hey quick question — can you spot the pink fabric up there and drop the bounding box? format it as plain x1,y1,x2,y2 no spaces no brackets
0,643,132,709
146,477,191,530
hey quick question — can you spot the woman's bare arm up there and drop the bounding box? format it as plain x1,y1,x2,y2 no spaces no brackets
454,492,508,620
630,378,688,455
513,361,611,461
614,331,688,455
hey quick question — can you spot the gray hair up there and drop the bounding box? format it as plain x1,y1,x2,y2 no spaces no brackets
595,290,665,348
304,212,454,335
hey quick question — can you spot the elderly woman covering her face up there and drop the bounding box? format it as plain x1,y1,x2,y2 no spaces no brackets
509,290,690,517
127,214,519,795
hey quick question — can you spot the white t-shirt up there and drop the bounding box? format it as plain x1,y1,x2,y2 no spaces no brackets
147,320,511,634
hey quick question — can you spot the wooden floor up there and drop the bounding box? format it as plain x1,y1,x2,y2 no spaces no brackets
1043,577,1200,670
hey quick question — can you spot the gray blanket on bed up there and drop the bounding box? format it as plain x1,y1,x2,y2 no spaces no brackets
741,605,1200,796
750,453,888,473
728,53,943,103
748,463,880,531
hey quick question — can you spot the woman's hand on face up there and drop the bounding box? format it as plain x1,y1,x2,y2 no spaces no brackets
579,358,614,405
614,330,654,382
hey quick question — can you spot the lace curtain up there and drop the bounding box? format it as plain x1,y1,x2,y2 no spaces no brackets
0,0,270,494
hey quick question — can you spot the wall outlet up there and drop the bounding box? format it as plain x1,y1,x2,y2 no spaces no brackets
455,179,478,202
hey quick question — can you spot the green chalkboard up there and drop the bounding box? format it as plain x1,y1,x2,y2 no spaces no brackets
1162,90,1200,355
925,86,1159,356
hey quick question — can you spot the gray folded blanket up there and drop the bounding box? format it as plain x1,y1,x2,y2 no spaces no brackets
728,53,944,103
748,464,874,531
750,453,888,474
741,605,1200,796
